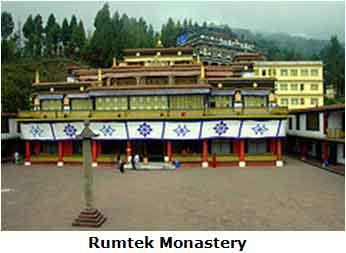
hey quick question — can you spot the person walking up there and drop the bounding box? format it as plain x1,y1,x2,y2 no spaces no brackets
115,154,125,174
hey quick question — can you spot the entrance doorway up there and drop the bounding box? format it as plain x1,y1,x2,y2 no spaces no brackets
132,140,164,162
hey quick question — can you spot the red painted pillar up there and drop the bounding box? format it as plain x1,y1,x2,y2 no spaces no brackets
167,141,172,162
233,140,239,154
323,112,328,135
239,139,245,167
202,139,208,167
270,139,276,153
92,140,98,163
57,141,64,166
277,139,282,161
126,141,132,162
34,141,41,155
97,141,102,155
25,141,31,163
212,153,217,168
322,142,329,166
300,141,307,160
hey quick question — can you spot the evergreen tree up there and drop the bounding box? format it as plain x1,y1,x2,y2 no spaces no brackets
23,15,35,56
86,3,114,66
161,17,179,47
61,18,70,56
320,36,345,98
44,14,60,56
68,15,78,55
33,14,44,56
71,20,86,57
1,12,14,39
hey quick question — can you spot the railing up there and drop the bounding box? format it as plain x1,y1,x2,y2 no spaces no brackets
17,107,288,120
326,128,345,139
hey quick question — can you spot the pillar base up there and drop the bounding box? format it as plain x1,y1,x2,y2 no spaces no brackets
92,162,98,167
202,161,209,168
239,161,246,167
276,160,283,167
72,208,107,228
24,161,31,166
234,102,243,108
57,161,64,167
164,156,169,162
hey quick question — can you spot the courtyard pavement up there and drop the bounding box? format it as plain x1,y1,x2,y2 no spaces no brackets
1,157,344,230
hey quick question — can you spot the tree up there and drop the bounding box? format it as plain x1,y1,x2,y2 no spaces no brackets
320,36,345,98
33,14,44,56
85,3,114,66
71,20,86,57
23,15,35,56
61,18,70,56
44,14,60,56
161,17,180,47
1,12,14,39
68,15,78,55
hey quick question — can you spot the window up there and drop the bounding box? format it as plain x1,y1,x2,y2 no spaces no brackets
170,95,204,110
300,98,305,105
296,115,300,130
244,96,267,108
311,84,318,91
41,99,62,111
211,139,231,154
273,69,276,76
291,98,299,105
290,69,298,76
311,98,319,105
130,96,168,110
268,69,272,76
281,98,288,106
96,97,128,110
1,117,9,133
71,99,93,110
280,69,288,76
300,84,304,91
311,69,319,76
247,139,267,154
280,83,288,91
214,96,233,108
291,84,298,90
306,112,320,131
254,69,259,76
300,69,309,76
288,118,292,129
262,70,266,76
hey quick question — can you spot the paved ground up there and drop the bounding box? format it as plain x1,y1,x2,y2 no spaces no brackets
1,157,344,230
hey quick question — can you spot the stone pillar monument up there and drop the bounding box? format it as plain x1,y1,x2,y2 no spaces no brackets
72,121,106,227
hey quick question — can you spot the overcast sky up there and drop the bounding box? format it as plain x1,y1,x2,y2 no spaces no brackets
2,1,345,40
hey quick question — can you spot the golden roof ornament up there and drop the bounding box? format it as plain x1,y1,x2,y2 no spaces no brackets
156,39,163,48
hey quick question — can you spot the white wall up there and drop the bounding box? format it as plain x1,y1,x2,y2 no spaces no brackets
328,111,343,129
1,118,20,140
337,143,345,164
287,112,325,139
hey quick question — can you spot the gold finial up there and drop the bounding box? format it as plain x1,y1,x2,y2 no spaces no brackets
235,91,242,102
35,70,40,83
200,63,205,79
156,39,163,48
112,57,117,67
98,68,102,81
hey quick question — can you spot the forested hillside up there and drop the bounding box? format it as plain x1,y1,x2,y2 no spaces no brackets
1,3,344,113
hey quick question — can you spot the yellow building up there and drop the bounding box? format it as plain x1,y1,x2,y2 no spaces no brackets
253,61,324,109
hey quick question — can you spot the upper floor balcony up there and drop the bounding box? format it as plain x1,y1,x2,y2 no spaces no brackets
17,106,288,122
